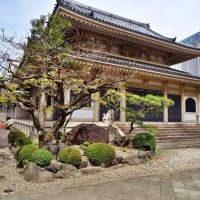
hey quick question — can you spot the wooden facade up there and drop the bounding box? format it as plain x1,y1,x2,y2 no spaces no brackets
10,0,200,123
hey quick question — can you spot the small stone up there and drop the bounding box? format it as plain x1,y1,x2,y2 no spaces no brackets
3,189,14,193
0,175,5,179
81,167,102,175
79,161,88,169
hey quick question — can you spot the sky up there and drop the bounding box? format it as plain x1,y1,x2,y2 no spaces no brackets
0,0,200,42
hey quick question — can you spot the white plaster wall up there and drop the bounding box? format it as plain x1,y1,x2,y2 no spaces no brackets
71,109,93,119
184,96,197,122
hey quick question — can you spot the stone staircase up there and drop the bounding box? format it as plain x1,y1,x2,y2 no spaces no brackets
115,122,200,149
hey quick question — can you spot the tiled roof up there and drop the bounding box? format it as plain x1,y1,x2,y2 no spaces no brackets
78,51,200,80
55,0,200,51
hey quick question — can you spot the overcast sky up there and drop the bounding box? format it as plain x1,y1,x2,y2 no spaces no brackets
0,0,199,41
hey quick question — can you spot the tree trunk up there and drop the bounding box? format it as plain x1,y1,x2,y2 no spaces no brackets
44,114,66,143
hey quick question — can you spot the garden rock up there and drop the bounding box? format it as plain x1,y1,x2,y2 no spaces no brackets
79,161,88,169
108,125,128,146
51,160,62,170
37,171,54,183
65,124,109,145
53,164,79,179
42,143,67,156
24,163,44,182
111,156,123,166
138,151,147,158
122,155,140,166
146,151,154,159
45,165,59,173
80,167,103,175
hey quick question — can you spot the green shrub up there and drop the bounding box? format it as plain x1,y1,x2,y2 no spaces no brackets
87,143,116,166
58,147,82,167
31,149,52,167
16,137,33,147
80,141,90,155
17,144,38,163
8,131,25,146
132,132,156,153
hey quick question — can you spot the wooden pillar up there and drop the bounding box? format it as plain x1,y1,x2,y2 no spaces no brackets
120,82,126,122
181,84,185,122
93,92,100,122
163,81,168,123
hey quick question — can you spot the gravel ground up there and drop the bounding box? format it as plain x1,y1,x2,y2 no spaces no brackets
1,148,200,194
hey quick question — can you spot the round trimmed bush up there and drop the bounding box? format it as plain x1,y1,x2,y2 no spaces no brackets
17,144,38,163
8,131,25,146
58,147,82,167
17,137,33,147
132,132,156,153
87,143,116,166
31,149,52,167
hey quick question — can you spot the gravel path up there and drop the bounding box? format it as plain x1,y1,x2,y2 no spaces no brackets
1,148,200,195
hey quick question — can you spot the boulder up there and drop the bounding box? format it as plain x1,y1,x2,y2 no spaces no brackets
65,124,109,145
111,156,123,166
79,161,88,169
108,125,128,146
122,155,140,166
23,163,54,182
80,167,102,175
24,163,43,182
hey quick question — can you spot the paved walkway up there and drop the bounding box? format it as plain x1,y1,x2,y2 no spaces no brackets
2,168,200,200
0,128,9,148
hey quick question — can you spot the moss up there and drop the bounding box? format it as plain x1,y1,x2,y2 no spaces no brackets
17,144,38,164
8,131,25,146
132,132,156,153
58,147,82,167
31,149,52,167
87,143,116,166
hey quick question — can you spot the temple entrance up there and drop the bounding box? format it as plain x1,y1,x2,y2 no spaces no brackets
126,88,163,122
168,94,181,122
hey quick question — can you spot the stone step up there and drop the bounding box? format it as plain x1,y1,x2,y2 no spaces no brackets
156,136,200,142
157,140,200,149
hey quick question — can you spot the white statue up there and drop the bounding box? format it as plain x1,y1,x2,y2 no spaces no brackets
102,109,115,126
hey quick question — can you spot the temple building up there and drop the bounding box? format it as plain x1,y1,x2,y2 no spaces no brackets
9,0,200,125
